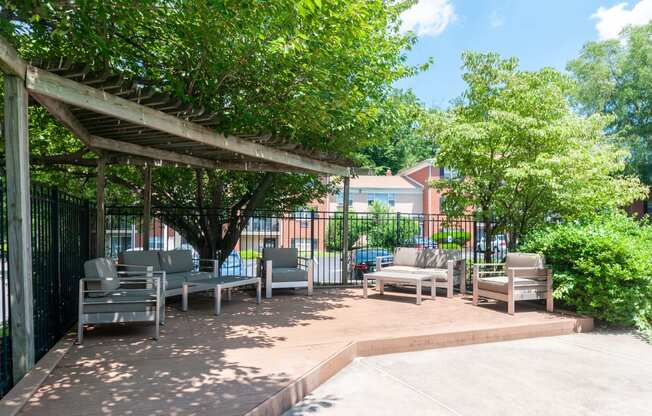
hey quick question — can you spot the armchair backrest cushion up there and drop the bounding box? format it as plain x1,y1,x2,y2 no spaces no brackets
263,248,298,268
505,253,545,274
83,258,120,296
119,250,161,272
159,250,194,274
393,247,420,267
420,248,449,269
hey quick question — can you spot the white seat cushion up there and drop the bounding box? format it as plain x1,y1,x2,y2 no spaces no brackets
478,276,546,294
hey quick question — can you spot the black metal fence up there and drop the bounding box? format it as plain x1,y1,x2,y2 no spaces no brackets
103,207,505,286
0,183,93,397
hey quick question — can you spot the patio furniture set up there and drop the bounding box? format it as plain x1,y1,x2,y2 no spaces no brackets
77,246,553,344
77,247,313,343
364,247,553,315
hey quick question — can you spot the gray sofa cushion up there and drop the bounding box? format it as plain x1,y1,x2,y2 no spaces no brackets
393,247,420,267
84,258,120,297
183,271,216,282
163,273,188,290
160,250,193,274
264,248,298,268
420,248,448,268
272,267,307,283
83,291,156,314
119,250,161,272
383,265,425,273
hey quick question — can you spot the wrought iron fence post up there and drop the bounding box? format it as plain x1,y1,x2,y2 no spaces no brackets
396,212,401,246
310,210,315,260
51,188,62,332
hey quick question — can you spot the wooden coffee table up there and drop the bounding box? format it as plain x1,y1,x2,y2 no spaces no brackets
363,271,436,305
182,276,261,315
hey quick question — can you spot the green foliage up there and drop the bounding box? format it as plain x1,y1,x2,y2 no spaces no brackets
325,202,420,250
429,52,648,255
568,22,652,185
521,212,652,337
432,230,470,246
239,250,260,260
439,243,462,250
0,1,424,259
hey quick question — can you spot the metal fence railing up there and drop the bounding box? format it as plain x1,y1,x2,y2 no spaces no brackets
103,207,506,287
0,183,93,398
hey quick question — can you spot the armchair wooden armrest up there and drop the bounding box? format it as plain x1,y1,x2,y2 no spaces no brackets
375,255,393,271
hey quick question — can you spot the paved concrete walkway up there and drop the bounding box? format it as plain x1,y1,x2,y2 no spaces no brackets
286,332,651,416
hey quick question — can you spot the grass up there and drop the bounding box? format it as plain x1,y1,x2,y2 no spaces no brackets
240,250,260,260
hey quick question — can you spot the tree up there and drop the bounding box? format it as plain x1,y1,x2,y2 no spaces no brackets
567,22,652,185
325,202,420,251
356,91,434,174
0,1,421,263
429,52,647,261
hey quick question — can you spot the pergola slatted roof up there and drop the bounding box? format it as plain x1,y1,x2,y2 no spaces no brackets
0,37,351,176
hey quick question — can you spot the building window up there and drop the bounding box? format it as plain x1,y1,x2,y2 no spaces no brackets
291,238,317,252
335,191,352,209
367,193,395,207
441,168,458,179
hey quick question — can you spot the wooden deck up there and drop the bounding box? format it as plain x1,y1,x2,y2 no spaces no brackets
14,288,590,416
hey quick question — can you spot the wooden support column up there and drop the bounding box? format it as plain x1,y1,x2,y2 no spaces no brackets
142,165,152,251
96,158,106,257
4,75,35,380
341,177,350,285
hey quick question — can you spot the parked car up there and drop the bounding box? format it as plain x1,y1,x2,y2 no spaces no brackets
351,248,393,279
476,234,508,253
178,243,243,276
406,236,438,248
220,251,243,277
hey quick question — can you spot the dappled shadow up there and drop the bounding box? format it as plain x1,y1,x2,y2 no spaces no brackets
19,290,351,416
283,394,340,415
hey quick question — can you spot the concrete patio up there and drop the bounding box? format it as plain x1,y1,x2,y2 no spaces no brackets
14,288,590,416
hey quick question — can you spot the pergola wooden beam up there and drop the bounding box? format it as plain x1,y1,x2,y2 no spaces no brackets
25,66,349,176
3,75,35,381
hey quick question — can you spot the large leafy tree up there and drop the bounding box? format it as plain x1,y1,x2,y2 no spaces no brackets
429,52,647,261
567,22,652,185
0,1,420,261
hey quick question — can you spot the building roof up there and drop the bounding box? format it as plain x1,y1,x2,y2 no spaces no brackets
398,159,436,176
350,175,422,190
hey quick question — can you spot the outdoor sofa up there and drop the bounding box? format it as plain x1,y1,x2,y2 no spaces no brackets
118,249,219,297
375,247,467,297
78,257,163,344
261,247,315,298
472,252,553,315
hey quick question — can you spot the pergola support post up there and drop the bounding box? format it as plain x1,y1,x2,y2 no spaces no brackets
96,158,106,257
4,75,35,381
341,177,350,285
142,165,152,251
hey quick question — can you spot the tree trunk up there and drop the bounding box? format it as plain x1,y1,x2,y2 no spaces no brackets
483,216,493,263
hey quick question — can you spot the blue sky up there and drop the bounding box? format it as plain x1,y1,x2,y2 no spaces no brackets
396,0,652,108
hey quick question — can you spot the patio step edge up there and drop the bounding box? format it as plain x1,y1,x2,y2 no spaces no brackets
244,316,591,416
0,336,75,416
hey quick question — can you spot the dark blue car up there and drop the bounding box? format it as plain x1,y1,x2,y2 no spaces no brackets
351,248,393,279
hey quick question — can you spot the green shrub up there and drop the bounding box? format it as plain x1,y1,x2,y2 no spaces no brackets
521,212,652,336
239,250,260,260
432,229,471,246
440,243,462,250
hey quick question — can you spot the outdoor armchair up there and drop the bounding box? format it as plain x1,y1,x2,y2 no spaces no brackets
78,257,163,344
261,247,314,298
472,253,553,315
375,247,466,297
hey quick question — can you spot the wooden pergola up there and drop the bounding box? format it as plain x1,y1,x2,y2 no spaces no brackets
0,37,352,382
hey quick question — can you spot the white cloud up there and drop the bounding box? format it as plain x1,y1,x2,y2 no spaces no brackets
592,0,652,40
400,0,456,37
489,11,505,28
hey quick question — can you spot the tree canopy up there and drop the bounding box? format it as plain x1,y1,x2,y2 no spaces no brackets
429,52,647,259
567,22,652,186
0,1,422,260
